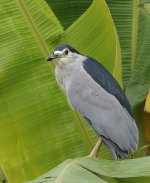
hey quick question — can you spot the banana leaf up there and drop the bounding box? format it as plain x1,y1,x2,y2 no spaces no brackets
0,0,122,182
25,157,150,183
126,2,150,148
106,0,139,88
46,0,92,29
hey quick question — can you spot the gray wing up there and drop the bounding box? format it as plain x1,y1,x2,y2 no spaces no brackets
82,57,133,116
62,60,138,159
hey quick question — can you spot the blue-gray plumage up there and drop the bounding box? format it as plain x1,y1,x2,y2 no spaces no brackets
82,58,132,116
47,44,139,160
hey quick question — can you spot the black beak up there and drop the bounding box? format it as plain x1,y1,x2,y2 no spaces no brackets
47,54,58,61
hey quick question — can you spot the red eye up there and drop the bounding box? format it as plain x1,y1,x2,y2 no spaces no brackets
64,49,69,55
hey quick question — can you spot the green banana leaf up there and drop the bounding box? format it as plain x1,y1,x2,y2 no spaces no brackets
126,2,150,111
25,157,150,183
0,0,122,182
126,2,150,148
140,0,150,3
46,0,92,29
0,168,7,183
106,0,139,88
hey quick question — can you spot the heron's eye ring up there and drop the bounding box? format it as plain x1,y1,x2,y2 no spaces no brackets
64,49,69,55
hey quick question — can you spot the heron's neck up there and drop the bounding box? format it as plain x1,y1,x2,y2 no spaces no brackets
56,53,85,67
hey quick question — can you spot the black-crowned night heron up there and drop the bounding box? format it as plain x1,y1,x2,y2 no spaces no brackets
47,44,139,160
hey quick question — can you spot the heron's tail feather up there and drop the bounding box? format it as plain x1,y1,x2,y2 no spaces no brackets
101,136,128,160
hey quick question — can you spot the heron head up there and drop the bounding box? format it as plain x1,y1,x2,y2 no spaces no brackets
47,44,79,62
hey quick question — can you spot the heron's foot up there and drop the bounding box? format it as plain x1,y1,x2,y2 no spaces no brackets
88,139,102,158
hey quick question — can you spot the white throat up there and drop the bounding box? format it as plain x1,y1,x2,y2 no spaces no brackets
57,53,85,67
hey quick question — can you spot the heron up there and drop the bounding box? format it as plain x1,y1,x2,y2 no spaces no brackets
47,44,139,160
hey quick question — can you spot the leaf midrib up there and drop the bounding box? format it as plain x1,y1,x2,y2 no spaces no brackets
131,0,139,69
16,0,49,57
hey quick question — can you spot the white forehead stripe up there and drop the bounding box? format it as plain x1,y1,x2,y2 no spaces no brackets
54,50,63,55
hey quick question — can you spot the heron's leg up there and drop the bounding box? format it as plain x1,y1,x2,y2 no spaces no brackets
88,139,102,157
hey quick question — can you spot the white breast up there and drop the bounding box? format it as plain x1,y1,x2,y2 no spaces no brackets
55,53,86,92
